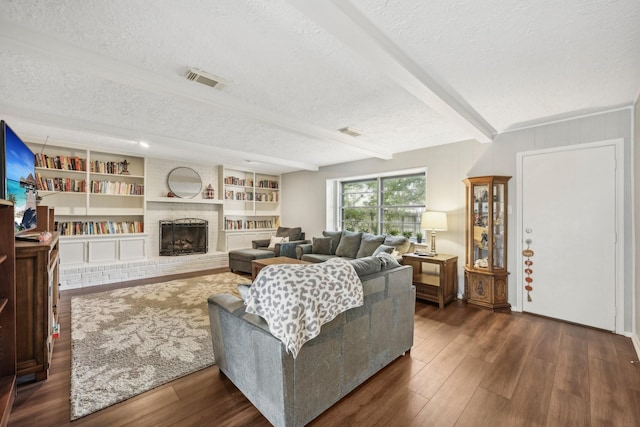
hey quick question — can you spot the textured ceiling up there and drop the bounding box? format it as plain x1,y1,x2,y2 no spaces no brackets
0,0,638,173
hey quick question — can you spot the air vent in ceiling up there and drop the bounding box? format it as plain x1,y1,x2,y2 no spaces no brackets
338,127,362,137
185,68,228,90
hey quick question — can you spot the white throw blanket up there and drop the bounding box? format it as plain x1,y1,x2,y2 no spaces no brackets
244,258,363,358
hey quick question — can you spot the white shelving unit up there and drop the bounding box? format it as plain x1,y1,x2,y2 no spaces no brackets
29,142,146,265
221,166,280,251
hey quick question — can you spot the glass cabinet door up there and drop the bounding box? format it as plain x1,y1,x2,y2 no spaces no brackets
492,183,505,269
472,183,489,269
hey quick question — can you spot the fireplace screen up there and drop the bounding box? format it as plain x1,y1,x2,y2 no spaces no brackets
159,218,208,256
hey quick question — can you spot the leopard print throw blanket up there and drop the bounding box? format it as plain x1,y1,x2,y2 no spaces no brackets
244,257,363,358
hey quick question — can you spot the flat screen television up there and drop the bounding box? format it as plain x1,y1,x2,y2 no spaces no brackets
0,120,37,234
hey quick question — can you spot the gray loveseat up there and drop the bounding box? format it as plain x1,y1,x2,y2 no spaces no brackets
208,262,415,427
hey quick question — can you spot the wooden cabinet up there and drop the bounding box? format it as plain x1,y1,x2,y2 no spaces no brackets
221,166,280,251
402,253,458,308
0,201,16,426
15,233,60,381
462,176,511,311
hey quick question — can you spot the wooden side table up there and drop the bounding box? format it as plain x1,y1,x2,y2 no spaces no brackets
401,253,458,308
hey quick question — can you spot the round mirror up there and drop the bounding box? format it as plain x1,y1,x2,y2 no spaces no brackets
167,167,202,198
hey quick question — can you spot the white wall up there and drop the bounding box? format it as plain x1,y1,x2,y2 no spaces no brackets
282,108,635,332
282,139,489,295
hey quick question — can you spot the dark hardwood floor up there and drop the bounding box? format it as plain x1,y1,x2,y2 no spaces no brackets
8,270,640,426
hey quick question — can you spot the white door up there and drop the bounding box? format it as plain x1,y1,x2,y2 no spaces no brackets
520,143,616,330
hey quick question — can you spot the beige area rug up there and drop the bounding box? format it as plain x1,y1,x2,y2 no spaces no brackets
70,272,248,420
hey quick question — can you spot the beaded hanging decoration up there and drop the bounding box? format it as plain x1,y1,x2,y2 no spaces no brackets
523,238,534,302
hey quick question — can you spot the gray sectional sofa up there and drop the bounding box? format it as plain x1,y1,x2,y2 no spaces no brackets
296,230,411,263
208,261,415,427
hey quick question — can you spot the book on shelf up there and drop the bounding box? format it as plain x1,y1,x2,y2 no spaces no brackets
36,173,86,192
256,179,279,189
90,180,144,195
55,220,144,236
35,153,86,171
90,160,131,175
224,176,254,187
224,217,273,230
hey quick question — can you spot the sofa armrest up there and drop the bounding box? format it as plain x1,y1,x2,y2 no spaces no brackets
252,238,271,249
207,293,271,334
276,240,310,258
296,243,312,259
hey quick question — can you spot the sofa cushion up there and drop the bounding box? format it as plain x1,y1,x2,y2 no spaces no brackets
376,252,402,270
356,233,385,258
335,231,362,259
350,256,382,277
372,244,394,256
322,230,343,255
383,235,411,254
276,226,302,241
312,237,332,255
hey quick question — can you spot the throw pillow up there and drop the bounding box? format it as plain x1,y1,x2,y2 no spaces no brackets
350,256,382,277
383,235,411,254
376,252,402,270
334,230,362,259
322,230,343,255
276,226,302,241
372,244,394,256
356,233,386,258
268,235,289,249
312,237,332,255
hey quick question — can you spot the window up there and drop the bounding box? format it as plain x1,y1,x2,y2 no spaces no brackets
340,172,426,236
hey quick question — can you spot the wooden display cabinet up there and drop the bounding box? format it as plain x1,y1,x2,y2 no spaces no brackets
463,176,511,311
0,200,16,426
15,231,60,382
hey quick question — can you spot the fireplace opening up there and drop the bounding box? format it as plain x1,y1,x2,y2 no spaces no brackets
160,218,208,256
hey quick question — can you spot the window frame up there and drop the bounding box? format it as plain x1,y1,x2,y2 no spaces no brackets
338,171,426,236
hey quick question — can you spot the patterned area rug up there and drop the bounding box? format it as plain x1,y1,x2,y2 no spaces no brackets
70,272,248,420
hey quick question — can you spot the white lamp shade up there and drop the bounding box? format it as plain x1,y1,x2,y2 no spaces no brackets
421,211,448,231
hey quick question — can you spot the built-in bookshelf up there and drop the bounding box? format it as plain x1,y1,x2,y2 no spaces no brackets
221,166,280,251
29,142,147,265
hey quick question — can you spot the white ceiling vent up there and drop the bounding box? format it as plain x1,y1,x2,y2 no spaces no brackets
185,68,228,90
338,127,362,137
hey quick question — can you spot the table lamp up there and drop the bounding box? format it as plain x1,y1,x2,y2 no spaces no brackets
421,211,448,255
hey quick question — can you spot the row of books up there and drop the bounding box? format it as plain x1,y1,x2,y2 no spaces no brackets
36,173,86,193
225,190,253,201
90,181,144,195
256,180,279,189
35,153,86,171
224,218,274,230
55,220,144,236
224,176,254,187
90,160,130,175
224,190,279,202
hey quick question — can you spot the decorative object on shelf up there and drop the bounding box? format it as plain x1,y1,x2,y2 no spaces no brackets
167,191,175,197
120,159,130,175
416,232,423,243
523,238,534,302
204,184,215,199
167,167,202,198
421,211,448,255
